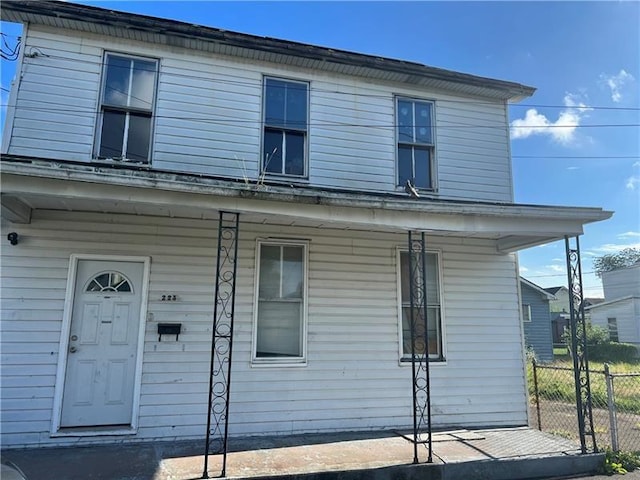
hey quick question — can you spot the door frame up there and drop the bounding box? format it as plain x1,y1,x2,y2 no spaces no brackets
51,254,151,436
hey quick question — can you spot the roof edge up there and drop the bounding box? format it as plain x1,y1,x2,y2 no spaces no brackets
521,277,556,300
0,0,537,101
0,155,613,223
585,295,639,310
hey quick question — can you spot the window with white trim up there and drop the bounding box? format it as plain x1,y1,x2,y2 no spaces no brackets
398,250,443,360
397,98,435,190
522,304,532,322
263,77,308,177
607,317,619,342
97,53,158,163
254,241,307,361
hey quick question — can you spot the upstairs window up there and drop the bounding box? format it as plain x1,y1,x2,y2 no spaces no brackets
263,77,308,177
522,304,532,322
97,53,158,163
397,98,435,190
398,250,443,360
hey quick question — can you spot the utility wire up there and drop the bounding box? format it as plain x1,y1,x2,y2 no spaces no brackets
525,271,598,278
12,51,640,111
1,102,638,131
1,32,21,61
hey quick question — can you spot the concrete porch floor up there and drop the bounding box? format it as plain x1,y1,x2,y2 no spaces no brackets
0,427,603,480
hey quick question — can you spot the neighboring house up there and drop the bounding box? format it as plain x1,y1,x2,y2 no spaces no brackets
0,1,612,449
587,263,640,350
545,286,571,345
545,286,602,344
520,278,555,363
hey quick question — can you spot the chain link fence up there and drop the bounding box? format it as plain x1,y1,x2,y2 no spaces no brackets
528,360,640,452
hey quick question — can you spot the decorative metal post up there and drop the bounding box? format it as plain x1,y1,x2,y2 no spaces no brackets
203,211,240,478
565,235,597,454
408,231,433,464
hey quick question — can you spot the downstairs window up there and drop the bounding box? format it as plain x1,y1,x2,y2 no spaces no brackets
398,250,443,360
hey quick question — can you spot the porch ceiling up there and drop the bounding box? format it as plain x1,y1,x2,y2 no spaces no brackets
1,158,612,253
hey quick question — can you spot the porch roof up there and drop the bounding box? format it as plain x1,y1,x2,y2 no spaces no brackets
1,156,612,253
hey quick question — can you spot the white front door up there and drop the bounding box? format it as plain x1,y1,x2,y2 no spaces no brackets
60,260,144,428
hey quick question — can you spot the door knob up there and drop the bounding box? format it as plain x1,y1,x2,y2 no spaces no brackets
69,346,78,353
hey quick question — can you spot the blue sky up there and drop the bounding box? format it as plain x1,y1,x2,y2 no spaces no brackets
1,1,638,296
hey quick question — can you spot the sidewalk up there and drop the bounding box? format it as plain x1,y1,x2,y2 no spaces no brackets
0,427,604,480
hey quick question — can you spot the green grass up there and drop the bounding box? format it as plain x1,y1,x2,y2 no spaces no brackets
600,448,640,474
553,346,569,357
528,359,640,415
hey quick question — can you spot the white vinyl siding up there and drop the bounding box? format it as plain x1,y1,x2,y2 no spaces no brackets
602,265,640,299
7,25,513,202
1,209,527,448
590,298,640,347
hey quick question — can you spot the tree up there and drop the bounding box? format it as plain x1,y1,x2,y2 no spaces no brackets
562,322,609,347
593,248,640,277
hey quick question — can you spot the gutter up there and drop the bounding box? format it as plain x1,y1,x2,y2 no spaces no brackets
0,0,536,101
584,296,639,310
1,155,612,223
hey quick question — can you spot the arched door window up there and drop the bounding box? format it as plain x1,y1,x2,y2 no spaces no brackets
85,272,133,293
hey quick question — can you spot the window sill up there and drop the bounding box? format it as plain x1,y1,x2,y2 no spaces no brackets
399,357,446,366
52,426,137,437
251,358,307,368
93,157,152,167
261,173,309,183
395,186,437,195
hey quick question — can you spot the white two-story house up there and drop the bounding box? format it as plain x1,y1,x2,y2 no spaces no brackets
588,263,640,351
0,0,612,449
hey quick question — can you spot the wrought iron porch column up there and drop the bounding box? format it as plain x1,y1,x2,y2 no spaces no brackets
408,231,433,464
203,211,240,479
565,235,597,454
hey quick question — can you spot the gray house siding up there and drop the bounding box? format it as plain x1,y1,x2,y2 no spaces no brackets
521,281,554,363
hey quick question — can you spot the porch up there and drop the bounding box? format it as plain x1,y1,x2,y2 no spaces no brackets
0,427,603,480
1,157,612,472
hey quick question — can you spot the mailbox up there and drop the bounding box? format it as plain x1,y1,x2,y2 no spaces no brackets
157,323,182,341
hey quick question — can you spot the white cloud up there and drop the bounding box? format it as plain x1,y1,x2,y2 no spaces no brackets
618,231,640,239
519,266,529,273
626,175,640,190
586,242,640,255
547,264,565,273
600,69,635,103
633,161,640,168
510,93,591,145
